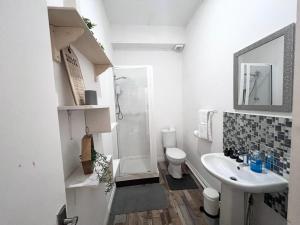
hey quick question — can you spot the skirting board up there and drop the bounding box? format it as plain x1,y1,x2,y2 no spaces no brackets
104,184,116,225
185,159,209,189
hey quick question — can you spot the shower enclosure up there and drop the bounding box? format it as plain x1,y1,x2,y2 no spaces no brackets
113,66,158,182
238,63,272,105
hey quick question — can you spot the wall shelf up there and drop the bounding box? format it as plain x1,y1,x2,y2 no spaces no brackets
57,105,109,111
58,105,112,133
65,155,113,189
48,6,113,77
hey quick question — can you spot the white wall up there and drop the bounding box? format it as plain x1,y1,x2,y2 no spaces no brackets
0,1,66,224
114,49,183,160
111,25,185,45
183,0,296,225
288,1,300,224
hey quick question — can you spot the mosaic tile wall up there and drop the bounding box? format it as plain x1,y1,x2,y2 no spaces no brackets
264,191,288,218
223,112,292,218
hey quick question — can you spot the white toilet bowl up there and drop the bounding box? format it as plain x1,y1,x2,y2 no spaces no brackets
166,148,186,179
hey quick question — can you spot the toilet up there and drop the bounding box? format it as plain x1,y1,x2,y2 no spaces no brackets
162,128,186,179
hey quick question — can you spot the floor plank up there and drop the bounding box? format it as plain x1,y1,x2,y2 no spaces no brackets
108,162,210,225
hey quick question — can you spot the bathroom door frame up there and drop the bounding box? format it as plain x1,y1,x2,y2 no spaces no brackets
113,65,158,174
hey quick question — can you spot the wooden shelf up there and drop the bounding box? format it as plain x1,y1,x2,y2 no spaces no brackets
48,7,113,77
57,105,109,111
65,155,113,189
58,105,111,133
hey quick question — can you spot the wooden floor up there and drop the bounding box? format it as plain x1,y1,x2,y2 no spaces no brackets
108,162,210,225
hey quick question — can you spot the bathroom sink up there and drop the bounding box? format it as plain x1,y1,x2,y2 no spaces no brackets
201,153,289,225
201,153,288,193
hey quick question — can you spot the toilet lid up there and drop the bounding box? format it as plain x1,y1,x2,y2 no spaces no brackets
166,148,186,160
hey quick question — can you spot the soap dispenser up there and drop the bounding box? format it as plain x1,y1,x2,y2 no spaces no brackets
224,148,230,156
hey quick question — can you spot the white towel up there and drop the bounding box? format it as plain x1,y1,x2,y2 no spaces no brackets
198,109,214,141
208,111,213,141
198,110,209,139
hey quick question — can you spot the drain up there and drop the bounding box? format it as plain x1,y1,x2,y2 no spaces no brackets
230,176,237,181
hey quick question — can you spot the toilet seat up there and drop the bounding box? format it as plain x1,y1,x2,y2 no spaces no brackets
166,148,186,162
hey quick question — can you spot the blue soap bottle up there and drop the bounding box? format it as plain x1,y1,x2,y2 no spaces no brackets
250,150,263,173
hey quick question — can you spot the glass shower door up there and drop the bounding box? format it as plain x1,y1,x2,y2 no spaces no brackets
114,66,157,180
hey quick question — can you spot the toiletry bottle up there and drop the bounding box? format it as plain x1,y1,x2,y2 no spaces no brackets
265,152,273,170
244,153,249,165
230,148,237,159
224,148,230,156
250,150,263,173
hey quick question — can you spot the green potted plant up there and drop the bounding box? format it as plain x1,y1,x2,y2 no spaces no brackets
92,149,113,193
82,16,105,50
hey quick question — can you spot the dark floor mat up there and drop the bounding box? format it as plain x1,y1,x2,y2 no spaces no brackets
110,183,168,215
166,174,198,190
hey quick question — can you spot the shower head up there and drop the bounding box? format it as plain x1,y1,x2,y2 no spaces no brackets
114,76,127,80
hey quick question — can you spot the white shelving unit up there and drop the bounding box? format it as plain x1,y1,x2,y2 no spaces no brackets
58,105,113,133
49,7,117,225
57,105,109,111
48,6,113,77
65,155,120,189
65,155,112,189
112,159,120,181
49,7,115,132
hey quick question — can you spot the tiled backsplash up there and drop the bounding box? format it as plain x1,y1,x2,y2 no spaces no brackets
223,112,292,218
223,112,292,179
264,191,288,218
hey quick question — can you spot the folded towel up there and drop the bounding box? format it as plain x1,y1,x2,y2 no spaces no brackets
208,111,214,141
198,109,214,141
198,110,209,139
198,109,209,124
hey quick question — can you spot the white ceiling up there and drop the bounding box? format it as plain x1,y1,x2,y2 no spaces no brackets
103,0,202,26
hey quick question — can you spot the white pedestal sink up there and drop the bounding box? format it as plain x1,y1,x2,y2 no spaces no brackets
201,153,288,225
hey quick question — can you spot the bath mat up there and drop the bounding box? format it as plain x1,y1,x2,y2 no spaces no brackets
110,183,168,215
166,174,198,190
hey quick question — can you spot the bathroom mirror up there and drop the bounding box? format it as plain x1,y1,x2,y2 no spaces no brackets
234,23,295,112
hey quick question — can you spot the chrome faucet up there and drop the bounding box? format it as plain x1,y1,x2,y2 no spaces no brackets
237,150,249,166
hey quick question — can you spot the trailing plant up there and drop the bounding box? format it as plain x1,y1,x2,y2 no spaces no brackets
82,16,105,50
82,17,96,30
92,149,113,193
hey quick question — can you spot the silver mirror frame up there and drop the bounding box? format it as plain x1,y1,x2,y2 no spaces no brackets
234,23,295,112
